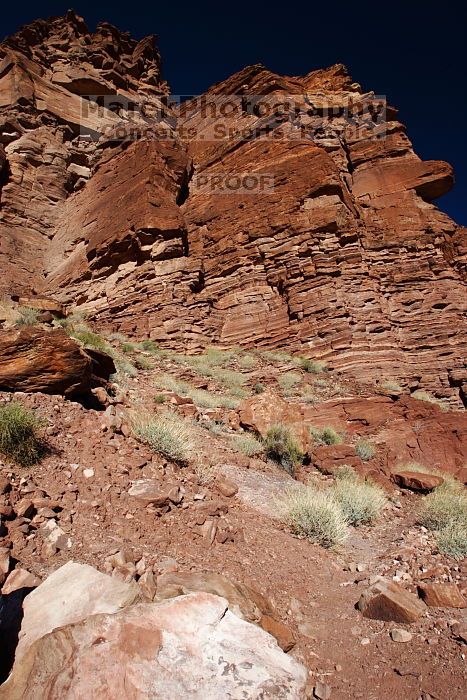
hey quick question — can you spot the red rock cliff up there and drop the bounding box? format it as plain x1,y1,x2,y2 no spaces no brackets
0,13,466,404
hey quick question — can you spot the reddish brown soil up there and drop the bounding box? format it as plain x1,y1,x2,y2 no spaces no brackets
1,360,466,698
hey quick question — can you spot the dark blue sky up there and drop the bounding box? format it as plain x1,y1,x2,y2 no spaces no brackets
3,1,466,224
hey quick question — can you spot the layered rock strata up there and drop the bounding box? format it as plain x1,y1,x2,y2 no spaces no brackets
0,13,465,403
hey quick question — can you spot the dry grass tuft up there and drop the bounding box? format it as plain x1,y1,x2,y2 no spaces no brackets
132,411,196,465
418,484,467,560
263,425,303,476
230,433,264,457
0,402,44,466
355,439,376,461
281,485,349,548
333,467,387,524
309,425,342,446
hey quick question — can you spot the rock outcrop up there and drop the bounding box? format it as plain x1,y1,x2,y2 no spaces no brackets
0,12,466,405
0,327,115,395
2,562,307,699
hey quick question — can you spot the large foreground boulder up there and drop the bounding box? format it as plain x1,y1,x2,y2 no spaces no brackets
2,563,307,699
0,327,115,395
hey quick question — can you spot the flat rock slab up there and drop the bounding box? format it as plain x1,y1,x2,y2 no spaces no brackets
392,471,444,492
4,592,307,699
358,578,426,623
418,583,467,608
221,464,293,518
128,479,181,506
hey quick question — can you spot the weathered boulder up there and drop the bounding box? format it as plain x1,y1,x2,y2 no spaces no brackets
238,392,309,451
128,479,182,507
417,583,467,609
304,396,467,476
392,470,444,492
3,563,306,698
3,592,307,699
358,579,426,623
0,327,115,395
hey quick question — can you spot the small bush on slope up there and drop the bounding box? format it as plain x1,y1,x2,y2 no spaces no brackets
418,489,467,530
333,467,387,524
418,484,467,560
355,439,376,461
309,425,342,446
263,425,304,476
230,433,264,457
299,358,327,374
132,412,195,465
155,374,239,409
436,522,467,560
281,469,387,549
281,486,349,548
15,306,40,326
278,372,301,393
0,402,44,466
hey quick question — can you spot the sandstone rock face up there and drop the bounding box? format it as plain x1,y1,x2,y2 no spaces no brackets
304,395,467,475
3,564,307,699
0,327,115,395
0,13,466,405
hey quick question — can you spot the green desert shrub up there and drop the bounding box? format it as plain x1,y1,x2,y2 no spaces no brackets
15,306,40,326
260,350,294,364
412,390,436,403
263,425,303,476
137,339,160,354
299,357,327,374
133,411,195,465
309,425,342,446
238,354,257,370
281,485,349,548
230,433,264,457
333,468,387,525
253,382,265,394
155,374,238,409
0,402,44,466
204,347,236,367
134,354,153,370
154,394,166,404
355,439,376,461
380,379,402,392
70,328,110,353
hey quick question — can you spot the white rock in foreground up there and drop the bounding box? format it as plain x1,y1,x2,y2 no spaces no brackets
2,563,307,699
